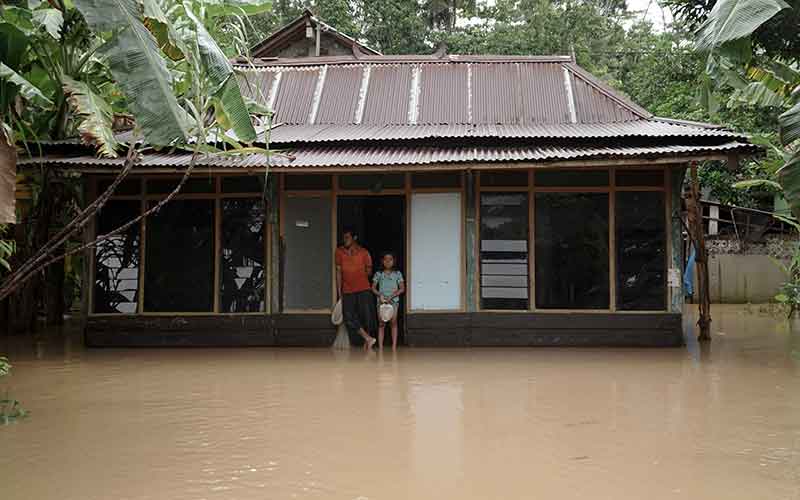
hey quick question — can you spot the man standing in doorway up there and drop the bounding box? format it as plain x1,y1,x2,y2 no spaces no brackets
336,228,377,350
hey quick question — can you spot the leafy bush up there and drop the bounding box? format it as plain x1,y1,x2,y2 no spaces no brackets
0,357,27,424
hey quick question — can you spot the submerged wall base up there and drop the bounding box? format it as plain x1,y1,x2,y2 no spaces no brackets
406,312,684,347
85,312,683,347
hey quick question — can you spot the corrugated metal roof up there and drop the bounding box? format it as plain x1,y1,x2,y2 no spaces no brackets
519,63,571,124
571,72,638,123
265,121,746,144
21,141,755,170
236,58,654,127
271,68,319,124
418,63,469,124
315,66,362,124
238,70,274,107
361,65,412,125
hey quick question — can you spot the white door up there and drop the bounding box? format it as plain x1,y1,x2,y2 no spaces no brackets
410,192,462,310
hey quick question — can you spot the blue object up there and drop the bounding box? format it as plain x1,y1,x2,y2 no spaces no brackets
684,244,696,296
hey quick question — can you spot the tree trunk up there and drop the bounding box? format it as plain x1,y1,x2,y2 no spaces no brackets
686,163,711,341
0,126,16,224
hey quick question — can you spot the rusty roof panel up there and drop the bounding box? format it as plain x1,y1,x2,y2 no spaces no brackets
237,70,275,107
361,65,411,125
272,68,319,124
571,73,638,123
315,66,362,124
472,63,518,124
265,121,745,144
24,142,756,170
518,63,571,124
418,64,469,124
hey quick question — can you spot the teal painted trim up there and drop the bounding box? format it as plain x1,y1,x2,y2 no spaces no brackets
670,167,686,314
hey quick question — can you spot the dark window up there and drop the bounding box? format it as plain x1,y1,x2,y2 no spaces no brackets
616,191,666,310
339,174,405,191
222,176,264,193
480,193,529,310
616,169,664,187
411,172,461,189
146,178,215,194
97,177,141,196
144,199,215,312
284,174,332,190
535,193,609,309
480,171,529,187
220,199,265,312
534,170,609,187
94,201,140,313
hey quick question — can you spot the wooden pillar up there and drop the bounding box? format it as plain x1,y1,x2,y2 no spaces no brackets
686,163,711,341
268,174,281,315
669,167,686,314
465,171,477,312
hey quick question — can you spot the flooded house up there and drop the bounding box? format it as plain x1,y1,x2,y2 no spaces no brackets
22,11,758,347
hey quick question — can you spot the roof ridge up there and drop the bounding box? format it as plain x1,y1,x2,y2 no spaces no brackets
235,54,574,68
563,62,652,120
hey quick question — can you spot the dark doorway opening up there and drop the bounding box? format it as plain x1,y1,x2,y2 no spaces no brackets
337,196,406,343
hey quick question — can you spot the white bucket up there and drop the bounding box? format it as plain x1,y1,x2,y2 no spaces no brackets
379,303,395,323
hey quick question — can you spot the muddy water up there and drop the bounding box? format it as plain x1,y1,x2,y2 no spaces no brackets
2,306,800,500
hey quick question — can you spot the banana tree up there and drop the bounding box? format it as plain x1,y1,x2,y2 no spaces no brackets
0,0,273,304
695,0,800,217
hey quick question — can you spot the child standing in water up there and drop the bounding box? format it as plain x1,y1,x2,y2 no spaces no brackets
371,252,405,351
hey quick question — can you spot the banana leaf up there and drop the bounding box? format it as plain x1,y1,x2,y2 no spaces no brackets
181,3,255,142
696,0,789,52
778,152,800,219
0,63,52,105
74,0,189,146
62,76,119,157
779,100,800,145
32,8,63,39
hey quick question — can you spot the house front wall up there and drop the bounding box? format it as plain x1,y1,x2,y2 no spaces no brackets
84,165,686,347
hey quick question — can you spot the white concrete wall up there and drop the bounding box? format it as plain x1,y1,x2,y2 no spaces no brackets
703,254,787,303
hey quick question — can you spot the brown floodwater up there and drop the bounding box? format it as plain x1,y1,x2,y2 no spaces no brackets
2,305,800,500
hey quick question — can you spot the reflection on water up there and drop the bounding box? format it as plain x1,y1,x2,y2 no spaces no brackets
2,305,800,500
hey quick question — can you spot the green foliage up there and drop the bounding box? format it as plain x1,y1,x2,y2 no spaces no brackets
0,356,27,424
0,224,14,273
73,0,191,147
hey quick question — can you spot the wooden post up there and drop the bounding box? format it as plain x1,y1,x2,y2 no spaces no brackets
685,163,711,341
464,171,477,312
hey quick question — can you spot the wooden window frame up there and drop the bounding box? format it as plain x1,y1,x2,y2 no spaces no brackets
476,166,671,314
88,173,268,317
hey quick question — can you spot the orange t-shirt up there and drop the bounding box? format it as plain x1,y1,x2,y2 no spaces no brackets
336,246,372,294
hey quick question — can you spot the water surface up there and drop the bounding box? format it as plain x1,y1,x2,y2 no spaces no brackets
2,305,800,500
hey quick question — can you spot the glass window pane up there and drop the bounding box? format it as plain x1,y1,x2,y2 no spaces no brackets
97,177,141,196
284,174,332,190
616,169,664,187
480,193,529,310
93,201,140,313
339,174,405,190
146,177,215,194
534,170,609,187
222,176,264,193
616,191,666,310
535,193,609,309
144,199,215,312
411,172,461,188
480,171,528,187
220,199,265,312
